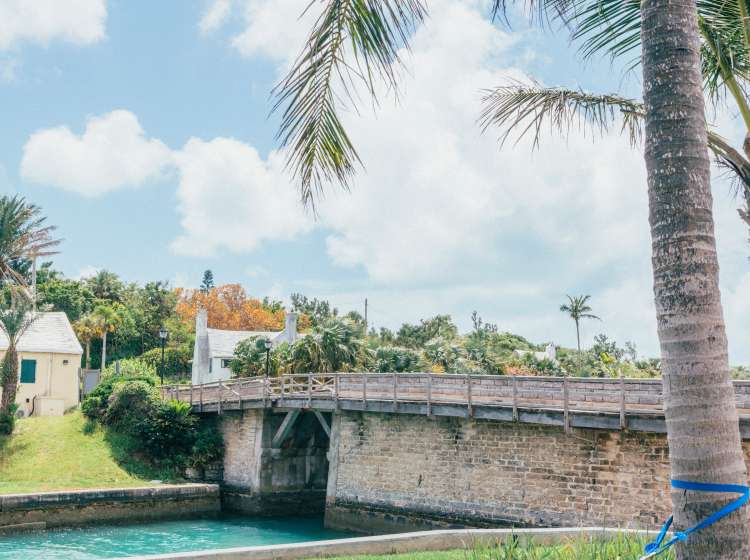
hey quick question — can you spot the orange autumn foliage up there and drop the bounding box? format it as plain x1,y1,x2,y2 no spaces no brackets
175,284,285,332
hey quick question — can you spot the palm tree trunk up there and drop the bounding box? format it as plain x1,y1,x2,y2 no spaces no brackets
642,0,750,557
0,345,18,413
575,319,581,352
101,330,107,370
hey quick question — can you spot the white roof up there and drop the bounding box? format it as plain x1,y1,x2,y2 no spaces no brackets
207,328,281,358
0,312,83,355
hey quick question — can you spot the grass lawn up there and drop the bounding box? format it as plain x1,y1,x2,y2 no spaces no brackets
0,411,178,494
324,535,672,560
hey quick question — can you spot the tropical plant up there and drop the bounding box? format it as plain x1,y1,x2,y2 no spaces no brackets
372,346,425,373
92,303,125,369
288,318,366,373
84,270,124,302
0,195,60,289
559,295,600,352
200,270,214,294
478,0,750,240
0,297,37,414
74,313,100,369
276,2,750,555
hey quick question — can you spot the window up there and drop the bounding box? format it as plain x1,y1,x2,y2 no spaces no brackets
20,359,36,383
221,359,232,369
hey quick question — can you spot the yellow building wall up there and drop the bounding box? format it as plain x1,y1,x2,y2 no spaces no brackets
0,351,81,416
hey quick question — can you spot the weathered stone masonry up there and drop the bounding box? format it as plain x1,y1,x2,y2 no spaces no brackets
324,411,750,533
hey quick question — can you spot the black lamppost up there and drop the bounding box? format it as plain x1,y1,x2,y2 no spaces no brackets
264,338,272,378
158,326,169,385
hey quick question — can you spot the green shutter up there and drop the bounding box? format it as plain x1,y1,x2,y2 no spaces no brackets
20,359,36,383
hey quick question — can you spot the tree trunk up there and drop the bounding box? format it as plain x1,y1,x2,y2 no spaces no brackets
575,319,581,352
642,0,750,557
101,330,107,370
0,345,18,414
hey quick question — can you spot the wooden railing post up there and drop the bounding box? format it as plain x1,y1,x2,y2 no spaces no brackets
466,373,473,417
363,373,367,409
200,384,204,413
426,373,432,416
334,374,340,409
563,376,569,433
512,376,519,421
619,374,627,430
189,386,194,407
280,375,285,404
392,372,398,411
218,382,223,415
307,374,313,407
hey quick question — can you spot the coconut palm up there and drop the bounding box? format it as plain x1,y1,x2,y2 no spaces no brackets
276,1,750,555
0,297,37,414
92,304,124,369
73,314,100,369
478,0,750,239
0,195,60,289
559,295,600,352
288,318,366,373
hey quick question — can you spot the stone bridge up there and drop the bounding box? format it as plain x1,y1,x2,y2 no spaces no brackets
163,374,750,533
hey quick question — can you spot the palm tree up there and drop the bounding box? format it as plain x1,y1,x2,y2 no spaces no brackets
92,304,123,369
73,314,100,369
559,295,600,352
478,0,750,241
0,195,60,289
277,2,750,555
0,297,37,414
289,318,366,373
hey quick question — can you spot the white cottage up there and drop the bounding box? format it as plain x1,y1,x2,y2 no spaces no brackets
191,309,299,385
0,312,83,417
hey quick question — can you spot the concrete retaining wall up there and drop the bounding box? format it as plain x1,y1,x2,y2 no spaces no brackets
116,527,662,560
0,484,220,529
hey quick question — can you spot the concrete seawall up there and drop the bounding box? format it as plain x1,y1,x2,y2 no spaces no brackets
0,484,220,530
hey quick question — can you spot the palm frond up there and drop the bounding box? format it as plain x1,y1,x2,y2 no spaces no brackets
479,82,643,148
699,14,750,105
273,0,427,208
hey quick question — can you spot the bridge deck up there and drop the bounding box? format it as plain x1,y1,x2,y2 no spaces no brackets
162,373,750,437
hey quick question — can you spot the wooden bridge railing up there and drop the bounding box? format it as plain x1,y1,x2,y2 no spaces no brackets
161,373,750,418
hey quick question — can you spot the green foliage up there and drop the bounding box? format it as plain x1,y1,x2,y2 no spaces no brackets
137,400,198,464
189,417,225,468
84,270,124,302
37,277,95,322
230,336,278,377
139,345,192,378
289,318,367,373
103,380,159,431
81,373,158,422
291,293,337,326
396,315,458,348
102,357,158,379
0,404,18,435
372,346,425,372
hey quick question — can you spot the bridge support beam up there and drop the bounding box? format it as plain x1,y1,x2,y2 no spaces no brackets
272,410,300,448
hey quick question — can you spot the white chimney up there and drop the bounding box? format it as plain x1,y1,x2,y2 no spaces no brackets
196,308,208,335
284,312,298,344
191,308,210,385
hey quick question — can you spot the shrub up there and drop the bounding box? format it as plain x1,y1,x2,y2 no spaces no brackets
190,417,224,468
139,346,192,379
0,404,18,435
372,346,425,372
138,400,197,464
104,380,159,432
102,357,157,379
81,373,157,422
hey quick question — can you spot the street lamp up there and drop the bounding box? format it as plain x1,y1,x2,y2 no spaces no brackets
264,338,273,378
158,326,169,385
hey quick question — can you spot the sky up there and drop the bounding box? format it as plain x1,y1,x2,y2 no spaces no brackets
1,0,749,363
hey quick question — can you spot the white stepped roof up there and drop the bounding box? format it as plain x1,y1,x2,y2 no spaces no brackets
0,312,83,355
207,328,281,358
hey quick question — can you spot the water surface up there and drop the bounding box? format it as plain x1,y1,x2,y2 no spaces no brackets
0,515,354,559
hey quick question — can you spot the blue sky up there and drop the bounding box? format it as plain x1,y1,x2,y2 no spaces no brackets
2,0,748,362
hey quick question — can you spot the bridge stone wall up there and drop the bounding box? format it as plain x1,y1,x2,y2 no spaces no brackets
219,409,329,516
324,410,750,533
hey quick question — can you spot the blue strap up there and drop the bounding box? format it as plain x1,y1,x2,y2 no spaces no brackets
643,479,750,558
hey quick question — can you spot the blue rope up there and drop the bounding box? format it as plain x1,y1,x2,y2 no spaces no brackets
642,479,750,558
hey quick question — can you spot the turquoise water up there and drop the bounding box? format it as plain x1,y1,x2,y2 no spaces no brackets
0,515,354,559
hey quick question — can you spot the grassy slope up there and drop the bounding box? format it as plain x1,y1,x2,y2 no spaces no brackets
0,411,174,494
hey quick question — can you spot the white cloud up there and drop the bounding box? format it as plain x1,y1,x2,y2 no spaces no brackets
20,110,173,196
199,0,233,34
170,137,313,256
76,266,99,280
0,0,106,49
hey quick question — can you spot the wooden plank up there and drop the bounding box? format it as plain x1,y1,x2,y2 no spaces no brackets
272,410,301,448
467,373,473,417
312,410,331,437
392,373,398,411
427,373,432,416
307,374,313,407
619,375,627,430
563,377,569,433
334,374,340,409
512,376,518,421
363,373,367,408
